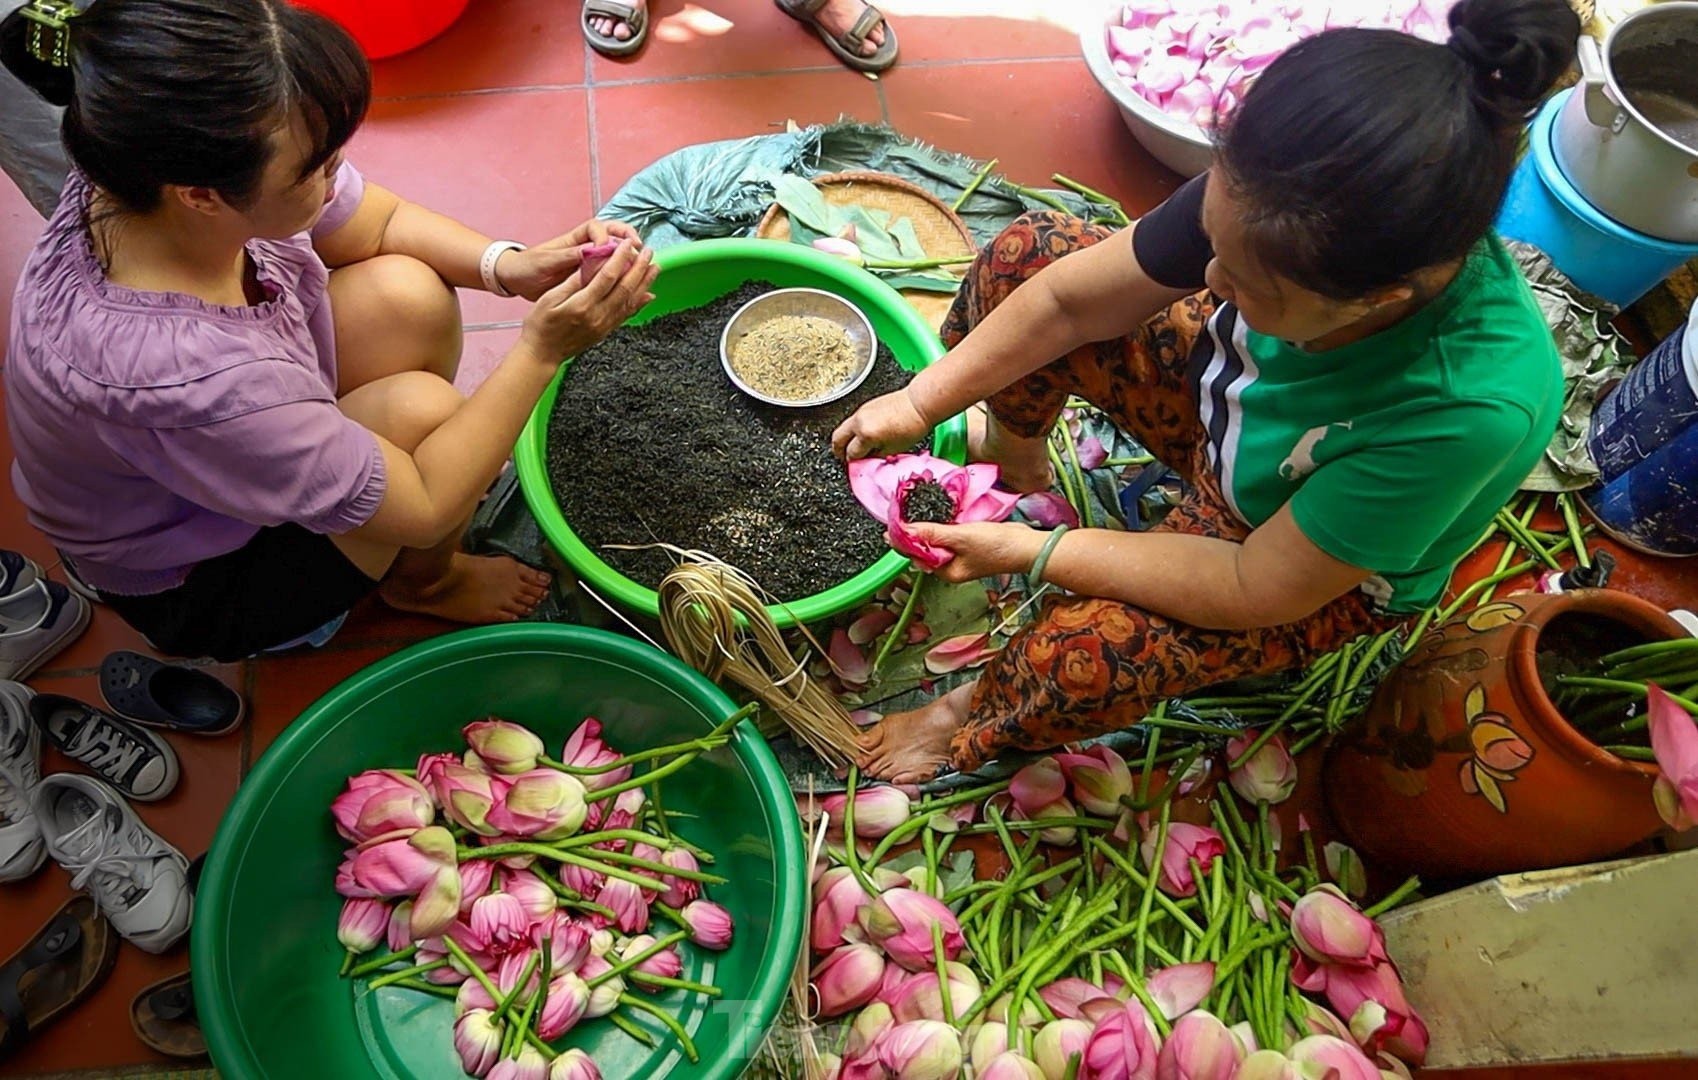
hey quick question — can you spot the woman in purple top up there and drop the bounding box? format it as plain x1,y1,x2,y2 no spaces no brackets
2,0,658,660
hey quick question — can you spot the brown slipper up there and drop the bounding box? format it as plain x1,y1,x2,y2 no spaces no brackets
0,895,119,1063
130,971,204,1059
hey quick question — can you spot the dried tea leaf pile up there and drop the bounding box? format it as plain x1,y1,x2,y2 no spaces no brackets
546,282,919,599
729,314,861,402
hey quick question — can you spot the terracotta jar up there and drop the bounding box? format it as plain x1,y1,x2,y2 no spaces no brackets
1323,589,1675,879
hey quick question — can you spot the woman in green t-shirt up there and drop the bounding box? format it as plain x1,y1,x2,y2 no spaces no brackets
836,0,1579,781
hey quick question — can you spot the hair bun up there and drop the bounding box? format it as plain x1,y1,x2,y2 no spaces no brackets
1446,0,1580,126
0,6,76,107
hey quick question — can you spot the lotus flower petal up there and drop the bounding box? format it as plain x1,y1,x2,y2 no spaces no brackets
1074,436,1108,471
924,633,997,675
1017,491,1080,529
830,629,873,687
1148,961,1215,1019
1648,684,1698,830
849,608,899,646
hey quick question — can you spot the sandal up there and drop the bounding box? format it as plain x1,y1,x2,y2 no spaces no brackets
582,0,648,58
0,895,120,1064
131,972,204,1059
775,0,898,74
99,651,244,736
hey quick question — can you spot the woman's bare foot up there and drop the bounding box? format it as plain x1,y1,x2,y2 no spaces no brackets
380,553,551,624
586,0,644,41
816,0,888,56
968,406,1054,492
857,683,974,783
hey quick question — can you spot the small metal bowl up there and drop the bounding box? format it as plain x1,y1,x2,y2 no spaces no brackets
719,287,878,408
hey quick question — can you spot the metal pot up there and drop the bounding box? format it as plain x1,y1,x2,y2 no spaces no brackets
1554,3,1698,243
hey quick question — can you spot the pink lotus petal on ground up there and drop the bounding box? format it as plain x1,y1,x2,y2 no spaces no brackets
1010,758,1067,812
906,621,932,645
849,710,883,728
1149,962,1216,1019
830,629,872,687
1018,492,1079,529
924,633,998,675
1074,436,1108,471
849,608,899,646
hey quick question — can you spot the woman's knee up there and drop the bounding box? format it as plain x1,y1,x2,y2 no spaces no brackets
339,370,465,453
354,254,463,375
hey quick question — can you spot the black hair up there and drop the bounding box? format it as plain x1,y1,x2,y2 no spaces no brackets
1216,0,1579,300
0,0,371,213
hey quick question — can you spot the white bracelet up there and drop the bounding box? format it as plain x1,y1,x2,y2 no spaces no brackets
480,240,526,297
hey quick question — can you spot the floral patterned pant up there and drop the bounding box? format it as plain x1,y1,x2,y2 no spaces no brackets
944,213,1401,772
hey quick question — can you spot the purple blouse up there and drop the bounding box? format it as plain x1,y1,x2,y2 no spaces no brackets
4,162,387,595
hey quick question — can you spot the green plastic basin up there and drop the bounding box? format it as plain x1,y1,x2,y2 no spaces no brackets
514,237,968,629
194,624,806,1080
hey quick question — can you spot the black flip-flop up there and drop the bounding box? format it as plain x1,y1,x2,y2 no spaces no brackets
99,651,244,736
0,895,119,1063
582,0,648,58
131,972,204,1059
775,0,898,75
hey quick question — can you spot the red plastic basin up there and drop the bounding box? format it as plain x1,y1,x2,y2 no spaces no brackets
294,0,471,60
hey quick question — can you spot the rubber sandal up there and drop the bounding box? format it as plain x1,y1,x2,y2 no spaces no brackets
775,0,898,74
131,972,204,1059
0,895,119,1064
582,0,648,58
99,652,244,736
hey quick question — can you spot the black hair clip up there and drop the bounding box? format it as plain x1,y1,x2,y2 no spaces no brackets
21,0,77,68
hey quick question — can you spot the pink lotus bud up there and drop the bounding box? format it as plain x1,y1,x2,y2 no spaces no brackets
548,1048,602,1080
349,826,462,938
1376,1051,1415,1079
1291,885,1388,967
969,1021,1008,1071
387,900,414,952
1083,999,1160,1080
1140,822,1225,898
1324,841,1368,898
331,769,435,844
1054,746,1134,817
681,899,734,950
812,943,887,1018
499,868,559,922
495,948,542,1005
855,888,965,972
813,866,872,951
1296,998,1354,1042
532,911,593,974
981,1053,1045,1080
417,750,460,787
1157,1009,1243,1080
847,1001,895,1059
1288,1035,1381,1080
877,963,917,1005
1648,684,1698,830
1033,797,1081,846
823,785,913,840
613,787,647,819
487,1045,549,1080
455,975,497,1016
988,992,1043,1028
1293,957,1428,1066
589,928,616,957
337,898,389,953
592,878,649,934
560,719,633,791
812,237,865,264
577,240,620,285
660,848,702,908
578,956,624,1017
487,769,588,841
892,961,982,1023
1230,1022,1258,1055
454,1009,504,1077
469,892,532,954
430,764,507,837
463,719,546,775
622,933,684,988
560,863,604,897
1033,1019,1092,1079
1226,731,1298,805
1010,758,1067,815
878,1019,963,1080
536,972,591,1041
1149,962,1215,1020
459,859,497,917
1038,978,1114,1021
1235,1050,1303,1080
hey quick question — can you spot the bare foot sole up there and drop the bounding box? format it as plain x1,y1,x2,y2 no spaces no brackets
856,685,972,782
967,406,1054,493
380,553,551,624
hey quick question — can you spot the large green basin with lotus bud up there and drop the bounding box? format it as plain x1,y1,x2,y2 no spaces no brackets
194,623,806,1080
514,237,969,630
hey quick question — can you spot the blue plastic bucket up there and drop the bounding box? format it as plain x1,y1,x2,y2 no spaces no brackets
1582,307,1698,556
1497,90,1698,308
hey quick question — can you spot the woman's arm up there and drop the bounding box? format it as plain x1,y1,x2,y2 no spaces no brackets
905,506,1371,631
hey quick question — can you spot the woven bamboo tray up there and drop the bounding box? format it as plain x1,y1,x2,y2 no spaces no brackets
755,171,977,331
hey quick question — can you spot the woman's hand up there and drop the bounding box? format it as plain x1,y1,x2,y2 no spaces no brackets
499,220,645,301
831,387,935,460
903,521,1047,584
515,240,657,366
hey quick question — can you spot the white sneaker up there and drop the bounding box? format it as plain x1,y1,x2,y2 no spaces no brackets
0,681,46,882
0,550,42,598
0,580,92,682
32,774,192,954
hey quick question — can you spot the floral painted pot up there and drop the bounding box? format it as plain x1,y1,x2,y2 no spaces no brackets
1323,589,1674,878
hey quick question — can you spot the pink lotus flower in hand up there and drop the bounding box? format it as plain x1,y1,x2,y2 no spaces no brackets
1082,999,1161,1080
848,453,1021,570
681,899,735,950
559,719,633,791
344,826,462,938
536,972,591,1041
1287,1035,1381,1080
578,240,619,285
856,888,966,972
549,1048,602,1080
812,943,887,1018
1291,885,1389,967
1226,730,1298,805
659,848,703,908
1140,821,1225,898
463,719,546,775
1647,683,1698,830
469,892,533,954
878,1019,964,1080
331,769,436,844
336,898,389,954
1055,745,1134,817
454,1009,504,1078
486,769,588,841
1157,1009,1243,1080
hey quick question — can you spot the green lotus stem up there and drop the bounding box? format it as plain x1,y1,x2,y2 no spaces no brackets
582,746,721,804
1134,801,1170,970
866,255,977,270
958,855,1079,925
620,994,700,1063
1062,1053,1082,1080
522,1030,560,1061
951,157,999,211
1121,746,1201,813
1047,442,1086,526
1052,173,1131,225
589,930,690,988
647,768,676,844
1088,840,1206,936
1363,875,1423,919
507,971,542,1060
392,978,458,1001
538,737,725,777
932,923,956,1026
1559,493,1592,570
1324,639,1357,728
872,573,926,676
1558,677,1698,710
609,1009,658,1047
1059,420,1096,529
1445,557,1540,618
556,829,675,851
1105,455,1155,467
442,937,503,1008
459,844,669,891
339,951,356,978
1496,507,1561,569
1226,720,1288,771
347,945,418,979
1604,744,1657,760
839,766,881,896
580,848,727,885
366,958,450,991
1010,182,1072,213
535,933,554,1053
921,828,940,896
956,893,1115,1028
491,952,539,1023
630,973,723,997
1597,638,1698,668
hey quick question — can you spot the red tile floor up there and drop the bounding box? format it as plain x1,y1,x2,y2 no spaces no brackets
0,1,1690,1075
